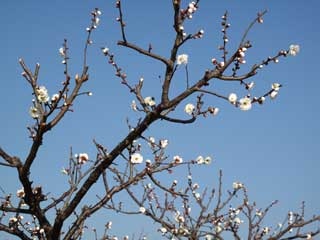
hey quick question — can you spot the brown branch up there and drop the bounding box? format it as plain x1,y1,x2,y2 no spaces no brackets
0,223,31,240
159,114,196,124
0,147,22,167
118,41,169,65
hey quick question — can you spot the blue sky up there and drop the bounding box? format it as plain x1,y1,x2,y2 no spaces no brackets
0,0,319,239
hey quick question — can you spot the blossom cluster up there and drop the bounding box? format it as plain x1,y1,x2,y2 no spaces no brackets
181,2,198,19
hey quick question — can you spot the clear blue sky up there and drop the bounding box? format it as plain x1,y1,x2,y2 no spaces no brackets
0,0,319,239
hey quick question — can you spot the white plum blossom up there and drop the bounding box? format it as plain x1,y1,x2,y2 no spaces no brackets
160,139,168,148
196,156,204,164
173,155,183,164
29,106,41,119
16,188,25,198
270,91,279,99
228,93,237,104
247,81,255,90
239,97,252,111
9,217,18,223
106,221,112,229
177,54,188,65
78,153,89,164
233,181,244,190
61,167,68,175
130,153,143,164
212,107,219,116
289,44,300,56
36,86,49,103
148,137,155,147
258,96,266,104
204,156,212,165
174,211,185,223
101,47,109,55
159,227,167,235
139,206,146,214
59,47,65,57
51,94,60,102
215,225,223,233
306,233,312,239
263,227,270,234
144,96,156,107
131,100,137,111
184,103,195,115
194,192,201,200
205,234,214,240
272,83,281,91
234,217,242,225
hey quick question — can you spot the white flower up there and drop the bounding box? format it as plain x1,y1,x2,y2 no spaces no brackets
78,153,89,164
204,156,212,165
306,233,312,239
270,91,278,99
212,107,219,116
159,227,167,235
239,97,252,111
94,17,100,25
130,153,143,164
234,217,242,225
131,100,137,111
228,93,237,104
263,227,270,234
106,221,112,229
272,83,281,91
144,96,156,107
139,206,146,214
148,137,155,147
61,167,68,175
256,210,263,217
16,188,25,198
59,47,65,57
145,159,152,165
205,234,213,240
36,86,49,103
192,183,200,190
160,139,169,148
194,192,201,200
258,96,266,104
9,217,18,223
174,212,185,223
29,106,40,119
184,103,195,115
289,44,300,56
177,54,188,65
196,156,204,164
233,182,244,190
215,225,223,233
102,47,109,55
51,94,60,102
173,155,183,164
247,81,255,90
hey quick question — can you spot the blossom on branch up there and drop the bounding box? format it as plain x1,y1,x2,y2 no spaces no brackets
289,44,300,56
239,97,252,111
228,93,237,104
78,153,89,164
184,103,195,115
144,96,156,107
36,86,49,103
177,54,188,65
29,106,41,119
130,153,143,164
